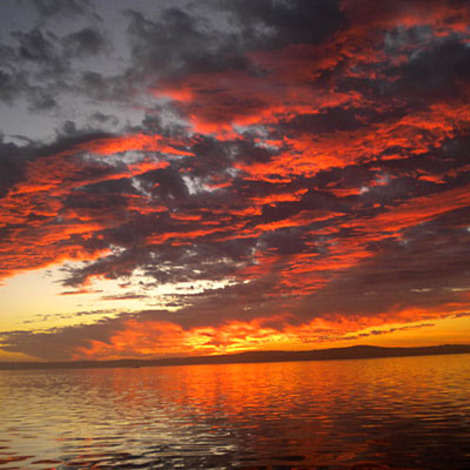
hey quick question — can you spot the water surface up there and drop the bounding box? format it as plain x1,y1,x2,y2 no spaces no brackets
0,354,469,469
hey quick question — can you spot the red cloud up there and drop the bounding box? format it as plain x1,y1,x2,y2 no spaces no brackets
72,299,467,361
0,133,191,280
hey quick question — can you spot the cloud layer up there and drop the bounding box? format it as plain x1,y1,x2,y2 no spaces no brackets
1,0,470,360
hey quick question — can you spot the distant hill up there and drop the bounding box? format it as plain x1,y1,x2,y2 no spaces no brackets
1,344,469,371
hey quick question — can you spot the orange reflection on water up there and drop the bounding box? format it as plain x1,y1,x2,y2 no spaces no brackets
1,354,468,469
81,354,469,469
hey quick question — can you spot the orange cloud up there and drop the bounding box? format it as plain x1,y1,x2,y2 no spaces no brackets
73,300,470,361
62,133,193,158
0,131,195,280
236,102,463,182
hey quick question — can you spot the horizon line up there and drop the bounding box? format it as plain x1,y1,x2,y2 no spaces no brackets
1,344,470,371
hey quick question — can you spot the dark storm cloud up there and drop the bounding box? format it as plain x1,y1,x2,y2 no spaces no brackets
0,139,32,198
89,112,119,127
29,89,58,111
123,5,252,89
0,0,344,117
220,0,344,48
33,0,93,18
13,28,58,64
390,37,470,101
121,0,344,97
77,69,142,105
63,27,106,57
0,69,24,104
0,24,105,111
0,29,61,106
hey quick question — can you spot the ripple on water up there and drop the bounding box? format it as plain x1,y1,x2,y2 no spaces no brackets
0,354,469,469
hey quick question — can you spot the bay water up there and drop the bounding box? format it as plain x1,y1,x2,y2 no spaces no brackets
0,354,469,469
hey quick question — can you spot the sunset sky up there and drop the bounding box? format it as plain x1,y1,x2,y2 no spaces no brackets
1,0,470,362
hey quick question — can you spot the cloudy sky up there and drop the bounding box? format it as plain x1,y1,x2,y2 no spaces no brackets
0,0,469,361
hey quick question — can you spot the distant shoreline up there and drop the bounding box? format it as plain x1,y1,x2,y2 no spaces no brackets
1,344,469,371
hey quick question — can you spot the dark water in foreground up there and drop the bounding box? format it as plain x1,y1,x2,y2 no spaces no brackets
0,354,469,470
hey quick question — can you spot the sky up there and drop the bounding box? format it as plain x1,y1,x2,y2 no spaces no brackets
0,0,470,362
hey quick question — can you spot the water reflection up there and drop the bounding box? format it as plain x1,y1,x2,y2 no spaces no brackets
0,354,469,469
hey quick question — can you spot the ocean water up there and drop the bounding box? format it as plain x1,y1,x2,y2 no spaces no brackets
0,354,469,470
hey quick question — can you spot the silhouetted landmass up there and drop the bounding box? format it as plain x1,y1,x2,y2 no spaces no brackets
1,344,469,371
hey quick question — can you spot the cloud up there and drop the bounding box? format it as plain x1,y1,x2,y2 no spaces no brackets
0,138,33,198
63,27,106,57
222,0,344,49
32,0,93,19
1,0,470,360
0,130,191,280
389,37,470,102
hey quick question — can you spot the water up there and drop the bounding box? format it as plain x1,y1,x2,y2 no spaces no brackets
0,354,469,470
